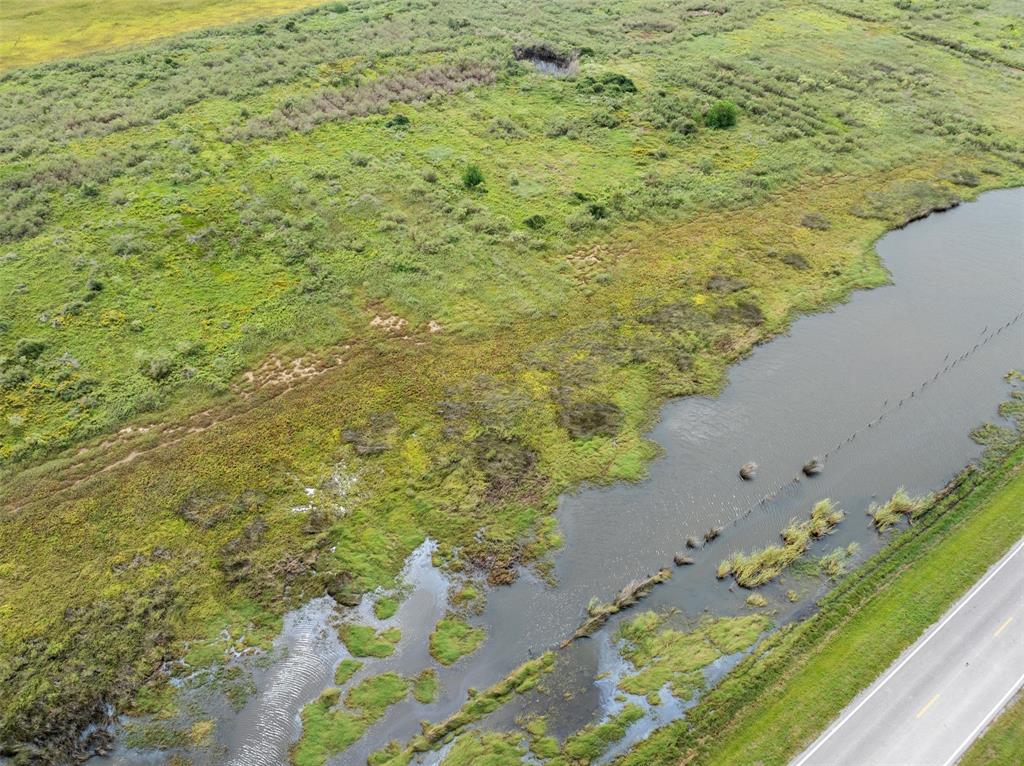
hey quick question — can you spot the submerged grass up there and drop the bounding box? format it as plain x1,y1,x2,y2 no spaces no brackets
559,704,645,764
617,612,771,699
369,651,556,765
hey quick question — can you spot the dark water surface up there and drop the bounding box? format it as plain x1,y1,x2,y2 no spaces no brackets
90,189,1024,765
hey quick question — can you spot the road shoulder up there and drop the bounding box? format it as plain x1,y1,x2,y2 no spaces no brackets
960,691,1024,766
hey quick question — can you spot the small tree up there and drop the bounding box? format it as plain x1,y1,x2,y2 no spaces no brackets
704,100,738,129
462,163,484,189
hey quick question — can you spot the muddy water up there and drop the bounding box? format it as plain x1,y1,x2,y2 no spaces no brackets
89,189,1023,764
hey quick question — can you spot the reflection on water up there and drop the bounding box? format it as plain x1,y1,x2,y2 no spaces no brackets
226,597,344,766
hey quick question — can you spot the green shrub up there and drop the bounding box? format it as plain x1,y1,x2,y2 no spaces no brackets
13,338,46,360
461,164,485,189
577,72,637,94
0,365,30,388
704,100,738,129
138,353,174,381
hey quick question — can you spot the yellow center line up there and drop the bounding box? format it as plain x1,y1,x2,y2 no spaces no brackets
994,617,1014,637
916,693,941,719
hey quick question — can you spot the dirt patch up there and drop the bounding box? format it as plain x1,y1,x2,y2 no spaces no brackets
370,313,409,333
513,43,579,76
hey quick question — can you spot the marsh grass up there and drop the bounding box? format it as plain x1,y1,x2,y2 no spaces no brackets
291,689,366,766
868,488,930,531
562,704,645,762
368,652,556,765
435,730,525,765
339,624,401,658
373,596,398,620
345,672,408,718
817,543,859,580
564,569,671,647
719,500,843,588
333,658,362,686
429,614,486,665
616,441,1024,766
616,612,771,699
412,668,439,704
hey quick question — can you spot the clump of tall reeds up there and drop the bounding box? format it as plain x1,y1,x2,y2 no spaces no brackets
718,499,843,588
868,488,930,530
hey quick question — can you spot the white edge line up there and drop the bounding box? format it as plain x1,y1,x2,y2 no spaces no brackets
792,536,1024,766
939,669,1024,766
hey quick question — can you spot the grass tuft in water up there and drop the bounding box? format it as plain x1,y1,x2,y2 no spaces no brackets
339,624,401,658
429,614,486,665
412,668,439,704
333,658,362,686
345,672,409,718
720,499,843,587
868,488,930,531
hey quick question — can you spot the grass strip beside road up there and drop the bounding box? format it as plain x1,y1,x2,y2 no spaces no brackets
960,692,1024,766
614,444,1024,766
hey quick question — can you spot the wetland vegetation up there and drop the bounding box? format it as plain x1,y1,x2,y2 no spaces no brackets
1,0,1023,763
614,411,1024,766
717,499,844,587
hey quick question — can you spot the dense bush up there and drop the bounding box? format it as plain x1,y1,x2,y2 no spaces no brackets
577,72,637,95
704,100,739,129
138,353,174,381
462,163,485,189
13,338,46,360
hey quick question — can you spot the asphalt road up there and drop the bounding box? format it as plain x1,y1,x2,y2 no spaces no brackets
791,536,1024,766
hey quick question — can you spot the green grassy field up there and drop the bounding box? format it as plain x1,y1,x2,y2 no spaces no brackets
0,0,325,70
613,439,1024,766
1,0,1023,761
